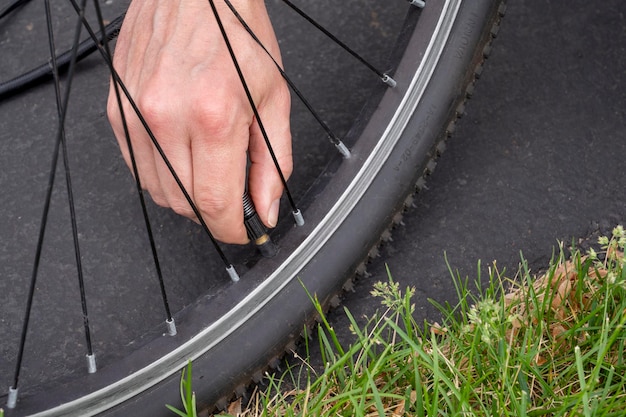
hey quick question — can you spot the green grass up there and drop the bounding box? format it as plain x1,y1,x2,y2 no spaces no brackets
167,361,198,417
170,226,626,416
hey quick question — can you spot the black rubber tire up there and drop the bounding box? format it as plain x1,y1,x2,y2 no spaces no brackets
4,1,504,415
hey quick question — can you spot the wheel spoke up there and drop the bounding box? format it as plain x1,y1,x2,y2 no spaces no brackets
91,0,176,335
45,0,97,374
280,0,397,87
8,0,91,408
223,0,351,159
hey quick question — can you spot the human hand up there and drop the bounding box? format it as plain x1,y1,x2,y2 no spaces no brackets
107,0,292,244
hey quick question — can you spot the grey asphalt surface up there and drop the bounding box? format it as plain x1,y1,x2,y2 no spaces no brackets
321,0,626,345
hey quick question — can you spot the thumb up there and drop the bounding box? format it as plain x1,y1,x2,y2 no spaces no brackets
247,108,292,228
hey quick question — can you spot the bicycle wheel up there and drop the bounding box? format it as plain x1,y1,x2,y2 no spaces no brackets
0,0,504,415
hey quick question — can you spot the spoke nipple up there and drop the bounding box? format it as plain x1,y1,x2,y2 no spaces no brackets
381,74,397,88
166,318,177,336
292,209,305,227
86,353,97,374
226,264,240,282
7,386,18,409
408,0,426,8
335,141,351,159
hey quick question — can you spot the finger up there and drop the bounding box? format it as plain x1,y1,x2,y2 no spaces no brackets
107,9,165,201
247,83,293,229
152,129,195,219
107,83,166,205
191,104,250,244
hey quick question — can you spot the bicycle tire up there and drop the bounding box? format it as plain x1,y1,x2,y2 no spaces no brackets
3,0,504,415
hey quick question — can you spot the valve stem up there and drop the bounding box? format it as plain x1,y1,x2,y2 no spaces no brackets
243,192,277,258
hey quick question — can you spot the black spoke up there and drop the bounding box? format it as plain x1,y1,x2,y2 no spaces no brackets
44,0,97,373
91,0,176,336
8,0,89,409
280,0,397,87
223,0,350,159
207,0,304,226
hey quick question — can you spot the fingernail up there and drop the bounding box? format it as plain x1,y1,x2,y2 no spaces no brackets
267,199,280,228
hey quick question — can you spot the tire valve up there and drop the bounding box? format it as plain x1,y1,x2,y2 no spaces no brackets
243,192,277,258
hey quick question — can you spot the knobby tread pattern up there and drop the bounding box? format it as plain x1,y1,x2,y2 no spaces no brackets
353,1,506,294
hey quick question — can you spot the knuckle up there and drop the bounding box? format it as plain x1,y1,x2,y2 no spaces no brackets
137,92,170,130
191,97,238,139
195,194,232,219
170,201,194,219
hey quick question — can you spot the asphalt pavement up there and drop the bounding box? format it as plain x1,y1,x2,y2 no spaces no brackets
324,0,626,343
